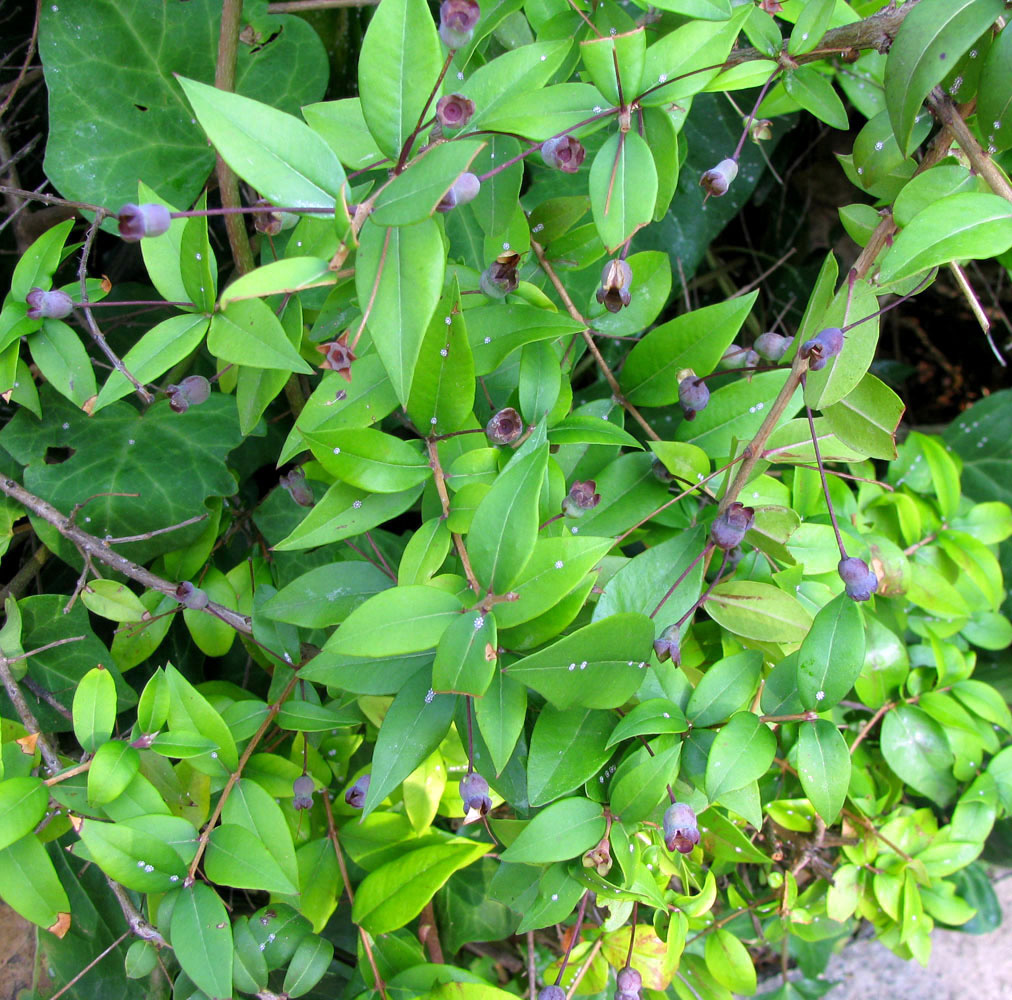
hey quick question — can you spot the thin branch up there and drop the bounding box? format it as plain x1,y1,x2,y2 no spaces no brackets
949,261,1006,365
0,0,41,120
106,879,166,945
268,0,379,9
48,931,131,1000
102,513,207,545
0,653,62,773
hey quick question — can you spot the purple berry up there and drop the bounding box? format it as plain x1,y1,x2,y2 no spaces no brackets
699,158,738,197
436,93,475,130
596,259,633,313
616,968,642,993
293,774,315,810
345,774,370,809
562,480,600,518
711,502,755,551
175,581,209,610
653,624,681,665
459,771,492,816
437,172,481,213
799,327,844,371
838,556,878,601
439,0,480,49
485,407,523,445
166,375,211,414
538,988,566,1000
753,331,793,362
541,135,586,173
25,287,73,320
479,252,520,298
118,203,171,241
663,801,700,854
280,467,314,507
678,377,709,421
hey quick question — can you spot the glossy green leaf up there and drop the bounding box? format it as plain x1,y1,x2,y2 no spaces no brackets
705,581,813,644
305,427,430,493
884,0,1005,154
0,834,70,931
87,740,140,805
170,883,233,1000
77,817,187,891
704,927,756,995
797,592,865,710
686,651,762,727
797,719,851,824
500,798,605,864
881,704,957,804
0,777,48,852
284,934,335,998
466,304,584,375
29,320,97,409
353,838,490,934
223,778,299,889
433,610,498,696
527,706,614,807
606,699,687,748
262,561,392,628
705,712,777,801
609,736,682,823
783,67,849,130
220,257,335,307
506,612,655,709
303,97,385,169
165,663,238,773
589,131,658,252
979,24,1012,153
476,670,528,775
80,579,148,623
208,297,313,372
823,372,904,460
72,666,116,753
206,824,299,894
787,0,835,56
580,28,646,105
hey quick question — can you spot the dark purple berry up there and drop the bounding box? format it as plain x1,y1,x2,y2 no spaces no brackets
838,556,878,602
663,801,700,854
711,502,755,551
118,203,171,241
653,624,681,665
439,0,480,49
459,771,492,816
699,158,738,197
280,467,314,507
541,135,585,173
25,287,73,320
596,259,633,313
175,581,209,610
538,988,566,1000
678,376,709,421
293,774,315,810
615,992,640,1000
485,407,523,445
345,774,370,809
799,327,844,371
562,480,600,518
616,968,642,993
753,331,793,362
436,93,475,130
437,172,481,213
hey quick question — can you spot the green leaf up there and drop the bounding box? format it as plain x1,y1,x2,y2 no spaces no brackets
783,67,849,130
284,934,335,998
686,651,762,727
475,670,528,775
589,132,658,252
170,883,233,1000
823,373,905,460
165,663,238,773
353,838,490,934
329,585,463,657
797,719,851,824
356,218,445,405
436,858,519,956
8,219,73,303
303,98,385,169
884,0,1005,155
40,1,328,210
0,778,48,852
87,740,140,805
206,824,299,894
29,320,97,409
0,835,70,930
223,779,299,890
506,613,655,709
77,817,187,891
262,561,392,628
363,667,457,816
606,699,687,747
881,705,957,804
72,666,117,752
433,610,498,696
705,581,813,644
787,0,836,56
797,593,865,710
208,297,313,373
979,23,1012,153
80,579,148,623
580,28,646,105
705,712,777,801
609,736,682,823
499,798,605,864
468,445,548,593
704,928,756,995
220,257,336,307
620,293,759,405
180,204,217,312
878,192,1012,283
357,0,443,159
548,415,642,449
305,427,430,492
527,706,614,807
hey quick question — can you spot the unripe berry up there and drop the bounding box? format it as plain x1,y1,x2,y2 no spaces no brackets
838,556,878,601
459,771,492,816
663,801,700,854
541,135,586,173
345,774,370,808
479,252,520,298
699,158,738,197
118,203,171,241
711,502,754,551
678,376,709,421
653,623,681,665
485,407,523,445
25,287,73,320
753,331,793,362
538,988,566,1000
799,327,844,371
292,774,315,810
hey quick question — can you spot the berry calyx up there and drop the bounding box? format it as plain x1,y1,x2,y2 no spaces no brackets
345,774,370,808
652,623,681,665
25,287,74,320
663,801,700,854
799,327,844,371
439,0,480,49
166,375,211,414
485,407,524,445
596,259,633,313
711,502,755,551
838,556,878,602
562,480,600,518
541,135,586,173
459,771,492,817
436,93,475,131
118,203,172,241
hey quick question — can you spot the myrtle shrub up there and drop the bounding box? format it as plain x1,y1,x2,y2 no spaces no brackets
2,1,1012,999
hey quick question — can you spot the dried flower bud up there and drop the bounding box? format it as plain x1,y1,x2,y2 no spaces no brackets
749,118,773,143
437,172,481,213
562,479,600,518
663,801,700,854
252,199,284,236
699,157,738,198
436,93,475,131
596,259,633,313
316,335,356,382
582,836,612,876
711,501,755,551
616,968,642,994
538,988,566,1000
479,252,520,298
486,407,524,445
459,771,492,817
118,203,172,241
280,467,314,507
166,375,211,414
292,774,315,810
541,135,586,173
753,331,793,362
838,556,878,602
175,581,209,610
653,623,681,665
345,774,370,809
25,287,74,321
678,376,709,421
800,327,844,371
439,0,480,49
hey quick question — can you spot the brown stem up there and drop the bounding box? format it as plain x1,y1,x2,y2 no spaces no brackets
427,438,481,595
529,236,659,441
849,701,893,756
554,892,590,987
0,0,41,120
564,938,603,1000
0,653,62,773
0,477,252,635
214,0,256,275
49,931,131,1000
419,901,445,964
269,0,378,9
